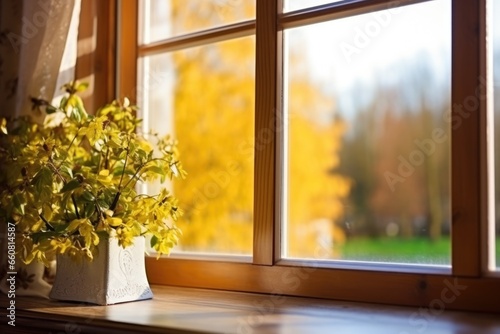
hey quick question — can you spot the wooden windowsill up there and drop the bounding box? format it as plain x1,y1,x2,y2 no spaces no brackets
3,285,500,333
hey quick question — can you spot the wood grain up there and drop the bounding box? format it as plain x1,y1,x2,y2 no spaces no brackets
138,21,255,56
117,0,138,102
252,0,283,266
2,285,499,333
451,0,482,277
75,0,116,113
146,257,500,313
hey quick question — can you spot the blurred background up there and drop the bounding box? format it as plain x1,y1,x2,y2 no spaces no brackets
138,0,499,267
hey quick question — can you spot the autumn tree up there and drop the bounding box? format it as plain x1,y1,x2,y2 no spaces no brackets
339,59,450,242
154,1,351,255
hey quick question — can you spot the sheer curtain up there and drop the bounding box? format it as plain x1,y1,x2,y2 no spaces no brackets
0,0,81,298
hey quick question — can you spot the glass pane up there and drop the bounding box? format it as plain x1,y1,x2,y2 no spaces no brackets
284,0,451,264
138,36,255,255
493,0,500,270
284,0,343,12
140,0,256,44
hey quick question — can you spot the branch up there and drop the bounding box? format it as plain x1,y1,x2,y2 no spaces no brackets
115,135,133,192
39,214,55,231
121,158,173,190
56,130,81,170
110,191,121,211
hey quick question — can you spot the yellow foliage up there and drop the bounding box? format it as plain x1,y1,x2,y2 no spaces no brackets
163,0,350,256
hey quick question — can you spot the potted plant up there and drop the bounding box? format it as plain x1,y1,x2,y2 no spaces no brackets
0,81,186,304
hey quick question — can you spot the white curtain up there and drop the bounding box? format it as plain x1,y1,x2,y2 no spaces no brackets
0,0,81,298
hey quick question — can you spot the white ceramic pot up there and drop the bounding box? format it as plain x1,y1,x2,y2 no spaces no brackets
49,236,153,305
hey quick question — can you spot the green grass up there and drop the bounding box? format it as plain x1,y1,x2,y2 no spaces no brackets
334,237,500,267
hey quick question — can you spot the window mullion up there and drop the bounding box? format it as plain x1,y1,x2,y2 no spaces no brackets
451,0,484,277
253,0,283,265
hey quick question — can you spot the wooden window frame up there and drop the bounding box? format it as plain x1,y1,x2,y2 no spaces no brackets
116,0,500,313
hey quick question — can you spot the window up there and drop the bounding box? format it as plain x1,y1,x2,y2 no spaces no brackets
137,0,256,255
118,0,500,312
283,0,451,264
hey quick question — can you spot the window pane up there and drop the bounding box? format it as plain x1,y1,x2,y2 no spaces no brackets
284,0,451,264
138,37,255,255
493,0,500,270
139,0,256,44
284,0,343,12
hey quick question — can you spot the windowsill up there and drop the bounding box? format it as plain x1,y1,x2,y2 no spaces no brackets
4,285,500,333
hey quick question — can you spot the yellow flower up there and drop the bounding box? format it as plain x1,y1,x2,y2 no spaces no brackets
97,169,113,186
106,216,123,227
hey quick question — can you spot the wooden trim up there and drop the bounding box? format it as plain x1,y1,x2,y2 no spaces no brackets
480,0,496,272
145,258,500,313
75,0,116,112
9,286,500,333
103,0,117,103
274,0,285,263
116,0,138,102
280,0,431,29
253,0,281,266
277,259,451,275
451,0,482,277
138,20,255,56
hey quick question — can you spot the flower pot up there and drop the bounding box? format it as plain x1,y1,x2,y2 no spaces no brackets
49,236,153,305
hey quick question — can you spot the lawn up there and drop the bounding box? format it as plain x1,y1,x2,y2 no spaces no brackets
334,237,500,267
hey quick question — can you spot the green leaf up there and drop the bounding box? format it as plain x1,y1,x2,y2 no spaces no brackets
69,107,81,123
67,95,88,123
59,162,73,179
59,96,68,109
45,106,58,114
12,194,25,215
112,162,125,176
96,230,109,241
150,165,165,175
73,95,88,119
31,231,60,244
66,219,83,233
80,190,95,202
108,138,122,148
83,203,95,218
96,198,110,210
38,185,53,203
54,224,68,233
150,235,159,248
60,179,81,193
31,166,54,201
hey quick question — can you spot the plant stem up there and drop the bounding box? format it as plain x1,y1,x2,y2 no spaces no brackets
121,158,170,190
47,160,67,184
39,214,55,231
93,203,103,226
104,147,109,170
122,164,144,189
110,191,121,211
109,139,130,212
117,145,130,191
48,159,81,219
56,131,80,169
